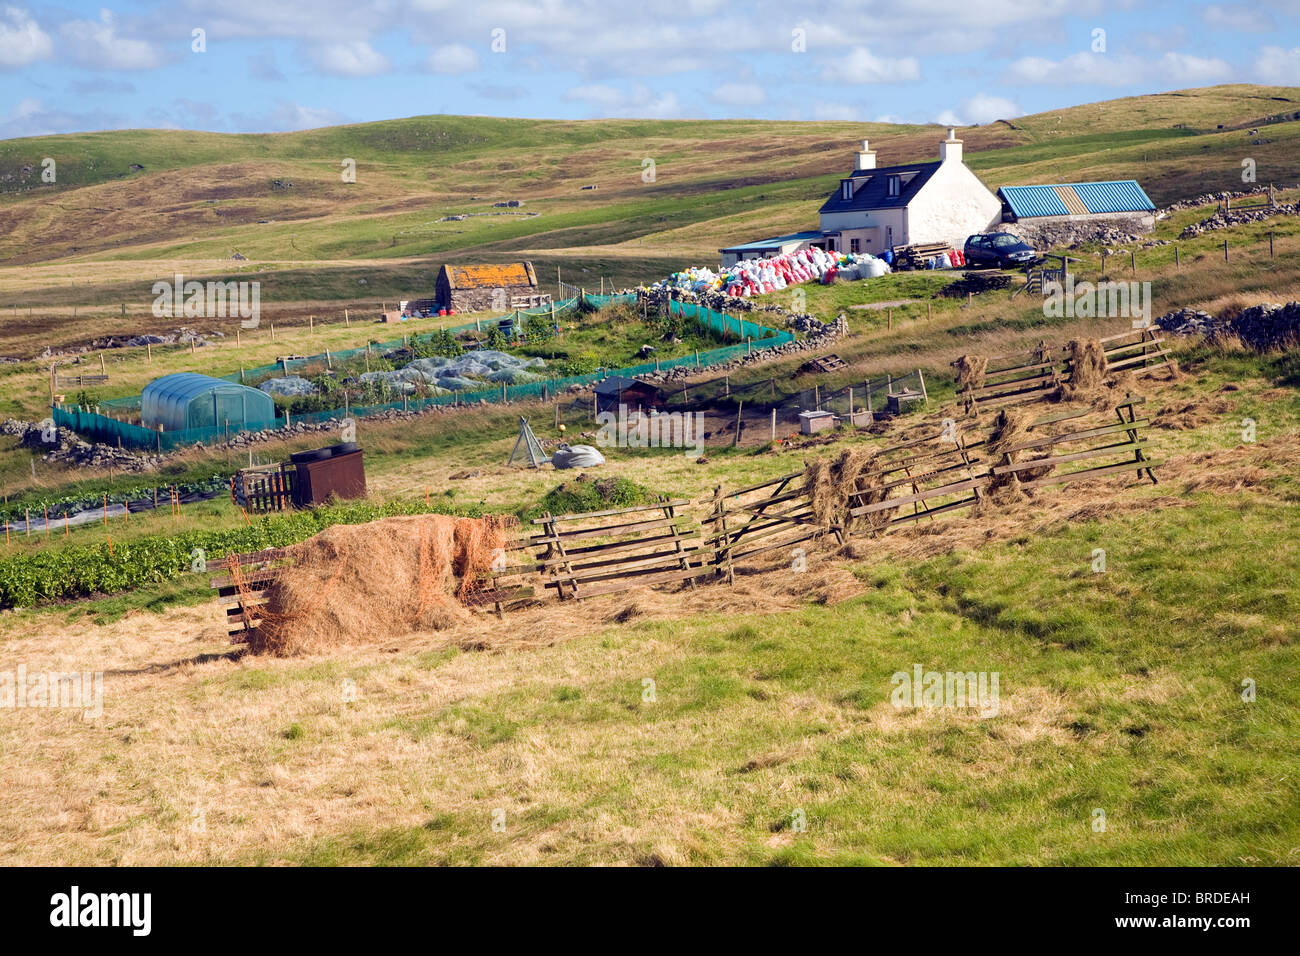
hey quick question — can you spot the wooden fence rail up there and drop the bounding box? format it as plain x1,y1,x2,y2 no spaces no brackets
209,401,1162,621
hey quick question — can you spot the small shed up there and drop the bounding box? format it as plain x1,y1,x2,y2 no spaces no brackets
141,372,276,432
435,261,543,313
594,375,664,415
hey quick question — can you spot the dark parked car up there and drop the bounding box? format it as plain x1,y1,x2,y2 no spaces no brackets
964,233,1038,269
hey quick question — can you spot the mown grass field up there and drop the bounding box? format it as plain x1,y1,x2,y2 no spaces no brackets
1,342,1297,865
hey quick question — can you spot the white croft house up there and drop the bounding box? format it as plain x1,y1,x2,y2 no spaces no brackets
817,130,1003,255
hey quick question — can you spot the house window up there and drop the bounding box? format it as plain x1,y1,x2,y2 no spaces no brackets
888,175,900,197
850,238,860,253
841,179,854,201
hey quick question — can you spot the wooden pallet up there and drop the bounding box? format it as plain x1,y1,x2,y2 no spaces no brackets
802,354,847,374
208,548,290,641
893,242,952,270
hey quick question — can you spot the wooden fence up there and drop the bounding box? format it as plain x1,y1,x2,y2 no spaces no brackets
209,400,1161,619
530,497,710,600
957,329,1172,413
235,465,297,513
707,472,827,584
956,341,1058,413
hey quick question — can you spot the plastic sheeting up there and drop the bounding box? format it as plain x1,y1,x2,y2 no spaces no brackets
653,247,890,298
258,375,319,397
551,443,605,469
357,350,546,394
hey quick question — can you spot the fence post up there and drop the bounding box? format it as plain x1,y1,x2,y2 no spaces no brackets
1270,232,1275,259
1130,250,1136,275
1174,245,1179,267
1224,240,1229,262
770,408,776,441
732,401,743,447
917,367,928,402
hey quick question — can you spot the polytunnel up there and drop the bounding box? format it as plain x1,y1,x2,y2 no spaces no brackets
141,372,277,432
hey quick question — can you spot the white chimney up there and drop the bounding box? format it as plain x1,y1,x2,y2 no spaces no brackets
855,138,876,170
939,127,963,164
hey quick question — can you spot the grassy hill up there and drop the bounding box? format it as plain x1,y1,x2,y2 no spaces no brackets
1,85,1297,275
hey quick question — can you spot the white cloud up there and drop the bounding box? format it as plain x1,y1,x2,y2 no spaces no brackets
0,5,50,68
958,94,1021,125
1006,50,1231,86
1254,45,1300,84
428,43,479,75
0,96,123,137
312,40,389,76
1204,4,1273,32
563,84,681,118
229,100,347,132
564,84,624,108
59,9,165,70
811,104,864,121
1159,52,1235,84
711,82,765,107
824,47,921,84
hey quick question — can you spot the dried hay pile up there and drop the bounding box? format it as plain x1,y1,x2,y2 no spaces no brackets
1057,338,1107,402
804,447,896,533
983,407,1053,506
953,354,988,392
249,513,515,655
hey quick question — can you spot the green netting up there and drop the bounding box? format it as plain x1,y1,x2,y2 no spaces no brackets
63,295,793,449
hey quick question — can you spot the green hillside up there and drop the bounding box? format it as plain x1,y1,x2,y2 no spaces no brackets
1,85,1297,273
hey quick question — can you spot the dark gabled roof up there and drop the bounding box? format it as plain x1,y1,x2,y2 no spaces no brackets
818,161,942,215
594,375,657,396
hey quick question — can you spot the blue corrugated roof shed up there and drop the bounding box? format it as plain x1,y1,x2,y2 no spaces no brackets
998,180,1155,219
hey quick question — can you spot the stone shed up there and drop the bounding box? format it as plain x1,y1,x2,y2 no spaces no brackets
435,261,544,313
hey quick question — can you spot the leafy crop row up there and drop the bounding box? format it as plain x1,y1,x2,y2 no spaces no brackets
0,498,479,608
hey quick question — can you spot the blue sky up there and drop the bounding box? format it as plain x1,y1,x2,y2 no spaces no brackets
1,1,1297,138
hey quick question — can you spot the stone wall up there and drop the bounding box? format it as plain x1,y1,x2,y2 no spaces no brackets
1002,214,1155,249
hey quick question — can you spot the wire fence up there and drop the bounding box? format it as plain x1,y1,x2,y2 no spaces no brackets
61,295,796,450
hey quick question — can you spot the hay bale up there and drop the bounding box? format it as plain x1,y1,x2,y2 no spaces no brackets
1058,338,1107,401
954,354,988,392
250,513,514,655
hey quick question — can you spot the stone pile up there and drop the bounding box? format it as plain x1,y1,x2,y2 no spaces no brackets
2,418,162,472
1178,202,1297,239
1157,301,1300,350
